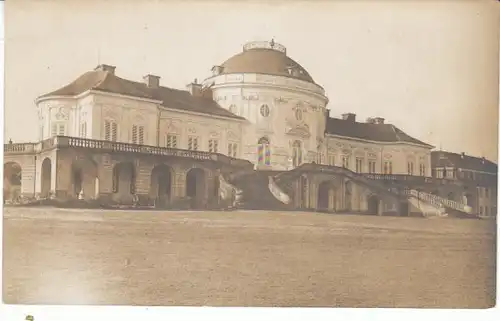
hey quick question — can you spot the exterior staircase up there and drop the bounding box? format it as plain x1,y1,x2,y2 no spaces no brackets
228,170,294,210
403,189,475,218
274,163,405,201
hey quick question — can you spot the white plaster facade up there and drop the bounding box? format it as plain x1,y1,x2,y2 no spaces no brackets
34,40,433,176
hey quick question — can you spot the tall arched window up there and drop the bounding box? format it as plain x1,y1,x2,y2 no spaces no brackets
257,137,271,166
292,140,302,167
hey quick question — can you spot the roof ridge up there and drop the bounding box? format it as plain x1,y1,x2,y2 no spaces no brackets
390,124,403,142
92,70,110,89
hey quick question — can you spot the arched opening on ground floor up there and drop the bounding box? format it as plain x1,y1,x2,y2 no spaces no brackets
463,193,475,208
344,180,352,211
299,175,308,209
71,158,98,200
186,167,206,209
112,162,136,197
213,174,220,206
447,192,455,201
150,164,173,208
367,194,380,215
399,201,410,217
41,158,52,198
4,162,22,203
317,180,334,212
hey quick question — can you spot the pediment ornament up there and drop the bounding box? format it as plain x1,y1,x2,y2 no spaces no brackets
55,107,69,120
227,131,239,141
286,124,310,138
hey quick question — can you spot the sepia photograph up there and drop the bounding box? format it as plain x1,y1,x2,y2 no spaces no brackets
2,0,498,312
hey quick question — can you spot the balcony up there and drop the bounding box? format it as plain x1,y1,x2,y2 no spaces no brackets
363,173,460,185
4,142,37,154
3,136,253,168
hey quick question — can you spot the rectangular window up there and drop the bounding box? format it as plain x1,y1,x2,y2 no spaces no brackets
188,136,199,151
165,134,178,148
355,158,363,173
328,155,335,166
228,143,238,158
131,125,144,144
368,161,376,174
51,122,66,137
80,122,87,138
407,162,414,175
58,124,66,136
105,121,111,141
485,188,489,198
485,206,489,216
132,125,137,144
208,139,219,153
479,206,484,215
384,161,393,174
419,164,426,176
111,122,117,141
342,156,350,169
317,153,324,164
104,120,118,141
138,126,144,145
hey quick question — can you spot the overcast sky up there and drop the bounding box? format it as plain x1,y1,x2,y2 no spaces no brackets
3,0,499,161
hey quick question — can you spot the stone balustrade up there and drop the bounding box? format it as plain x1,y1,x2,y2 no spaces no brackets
4,136,253,168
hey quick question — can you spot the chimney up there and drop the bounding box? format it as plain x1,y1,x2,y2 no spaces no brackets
186,78,203,97
482,156,486,164
95,64,116,75
366,117,376,124
461,152,465,159
374,117,385,124
143,74,160,88
341,113,356,122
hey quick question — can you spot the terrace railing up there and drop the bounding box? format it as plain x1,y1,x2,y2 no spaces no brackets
4,136,253,168
403,189,473,214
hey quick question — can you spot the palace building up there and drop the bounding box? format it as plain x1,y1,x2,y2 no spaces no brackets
3,40,497,218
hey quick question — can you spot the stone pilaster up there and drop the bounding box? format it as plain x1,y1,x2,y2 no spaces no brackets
21,157,36,198
173,170,187,199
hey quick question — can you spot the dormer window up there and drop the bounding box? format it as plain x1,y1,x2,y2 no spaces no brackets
212,65,224,76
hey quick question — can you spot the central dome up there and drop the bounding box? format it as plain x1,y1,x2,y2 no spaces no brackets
217,40,316,84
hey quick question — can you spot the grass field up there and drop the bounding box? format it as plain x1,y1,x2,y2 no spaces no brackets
2,207,497,308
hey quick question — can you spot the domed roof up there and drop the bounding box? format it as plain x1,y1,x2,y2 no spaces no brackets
217,40,316,84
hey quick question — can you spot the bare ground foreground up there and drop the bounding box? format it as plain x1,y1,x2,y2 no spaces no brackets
2,207,497,308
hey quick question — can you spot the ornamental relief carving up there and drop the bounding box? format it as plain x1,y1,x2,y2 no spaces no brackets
285,124,311,138
227,131,239,141
54,107,69,120
165,120,181,134
384,154,393,159
102,106,121,120
242,94,259,101
274,97,289,104
368,153,377,159
209,131,221,138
